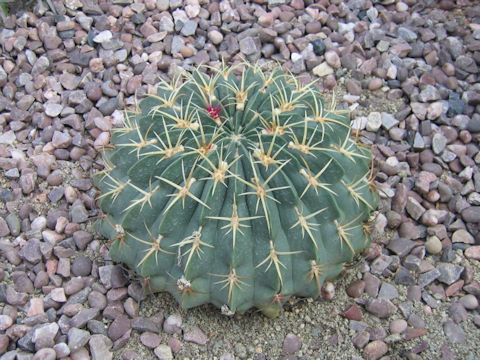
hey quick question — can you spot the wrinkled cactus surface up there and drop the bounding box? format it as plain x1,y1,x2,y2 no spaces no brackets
95,63,378,316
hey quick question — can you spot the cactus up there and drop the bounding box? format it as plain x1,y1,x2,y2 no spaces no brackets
94,62,378,317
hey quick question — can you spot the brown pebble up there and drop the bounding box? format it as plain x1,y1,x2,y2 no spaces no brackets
346,280,365,298
368,78,383,90
180,45,195,58
363,340,388,360
140,332,161,349
340,304,362,321
323,74,337,89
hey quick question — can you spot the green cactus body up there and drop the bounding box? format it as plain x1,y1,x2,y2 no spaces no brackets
95,63,378,316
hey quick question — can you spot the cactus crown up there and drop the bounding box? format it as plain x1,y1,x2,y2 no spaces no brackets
95,62,378,317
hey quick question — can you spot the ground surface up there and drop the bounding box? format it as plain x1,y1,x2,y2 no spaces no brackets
0,0,480,360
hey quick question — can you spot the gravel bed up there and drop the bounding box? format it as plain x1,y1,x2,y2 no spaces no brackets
0,0,480,359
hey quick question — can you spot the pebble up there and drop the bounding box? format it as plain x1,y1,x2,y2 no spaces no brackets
313,62,334,77
93,30,112,43
465,246,480,260
154,344,173,360
68,328,91,352
183,326,208,345
107,315,130,341
363,340,388,360
89,335,112,360
33,348,56,360
449,302,468,324
425,236,442,254
443,320,466,344
365,299,397,318
163,314,182,335
208,30,223,45
283,333,302,354
366,112,382,132
389,319,407,334
140,332,161,349
71,256,92,276
459,294,478,310
346,280,365,298
437,263,464,285
33,323,59,349
0,315,13,331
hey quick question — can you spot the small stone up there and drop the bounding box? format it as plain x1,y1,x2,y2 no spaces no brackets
432,133,447,154
340,304,362,321
437,263,464,285
33,348,56,360
154,344,173,360
387,237,416,257
208,30,223,45
108,315,130,341
140,332,161,349
68,327,91,352
183,326,207,345
368,78,382,91
381,113,399,130
451,229,474,244
459,294,479,310
418,268,441,287
311,39,326,56
50,288,66,302
126,75,142,95
73,231,93,250
131,317,161,333
425,236,442,255
239,37,258,56
93,30,113,43
378,282,399,300
89,334,113,360
170,36,184,54
353,330,370,349
88,291,107,310
365,298,397,318
427,101,443,120
19,239,42,264
0,335,10,353
346,280,365,298
283,333,302,354
33,323,59,349
163,314,182,335
52,131,72,148
419,85,440,102
363,340,388,360
180,20,197,36
443,320,466,344
325,51,341,69
71,256,92,276
448,302,468,324
20,173,36,194
390,319,407,334
70,308,100,329
0,315,13,331
367,112,382,132
405,197,425,221
44,103,63,117
313,62,334,77
465,246,480,260
364,272,381,297
70,200,89,223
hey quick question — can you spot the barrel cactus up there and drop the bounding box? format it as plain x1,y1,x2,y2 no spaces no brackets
94,62,378,317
